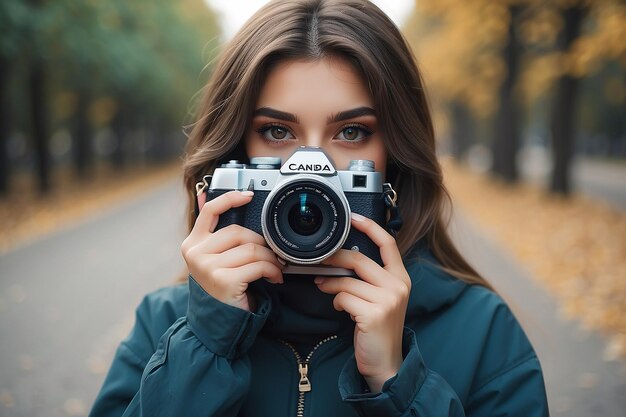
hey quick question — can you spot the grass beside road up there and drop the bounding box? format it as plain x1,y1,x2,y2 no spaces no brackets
442,157,626,361
0,161,183,255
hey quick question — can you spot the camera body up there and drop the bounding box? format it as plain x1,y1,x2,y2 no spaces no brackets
200,146,387,277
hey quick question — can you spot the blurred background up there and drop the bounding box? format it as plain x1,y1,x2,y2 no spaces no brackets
0,0,624,416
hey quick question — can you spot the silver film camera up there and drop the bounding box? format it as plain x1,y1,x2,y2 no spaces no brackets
196,146,389,277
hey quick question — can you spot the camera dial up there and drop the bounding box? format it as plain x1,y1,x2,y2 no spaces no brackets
250,156,282,169
348,159,375,172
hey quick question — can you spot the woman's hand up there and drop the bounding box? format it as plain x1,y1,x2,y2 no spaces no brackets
314,212,411,393
181,190,285,312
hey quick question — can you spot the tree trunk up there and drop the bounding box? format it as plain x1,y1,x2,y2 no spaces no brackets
110,100,128,168
491,5,523,183
28,0,51,194
0,58,10,196
29,60,51,194
449,101,474,161
550,6,587,195
73,90,93,180
601,73,626,158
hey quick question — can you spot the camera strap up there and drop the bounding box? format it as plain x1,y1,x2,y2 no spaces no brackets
194,175,213,218
383,183,403,238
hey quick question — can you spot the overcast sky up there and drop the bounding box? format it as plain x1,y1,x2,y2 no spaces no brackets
204,0,414,40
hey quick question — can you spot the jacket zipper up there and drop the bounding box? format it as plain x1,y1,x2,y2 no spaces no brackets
279,335,338,417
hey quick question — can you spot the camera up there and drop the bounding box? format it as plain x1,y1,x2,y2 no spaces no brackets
197,146,388,277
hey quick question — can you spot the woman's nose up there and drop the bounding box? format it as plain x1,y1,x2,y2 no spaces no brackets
301,131,324,148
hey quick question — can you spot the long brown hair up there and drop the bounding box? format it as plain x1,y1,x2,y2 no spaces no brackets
181,0,493,290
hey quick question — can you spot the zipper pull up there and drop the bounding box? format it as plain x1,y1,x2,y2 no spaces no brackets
298,363,311,392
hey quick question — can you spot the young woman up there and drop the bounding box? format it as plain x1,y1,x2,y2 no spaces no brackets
90,1,549,416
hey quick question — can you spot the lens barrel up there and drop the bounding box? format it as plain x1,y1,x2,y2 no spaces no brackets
261,175,350,264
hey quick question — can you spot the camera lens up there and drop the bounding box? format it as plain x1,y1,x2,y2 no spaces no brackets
262,176,350,264
287,193,322,236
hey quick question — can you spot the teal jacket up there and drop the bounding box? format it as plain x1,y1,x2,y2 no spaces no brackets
90,245,549,416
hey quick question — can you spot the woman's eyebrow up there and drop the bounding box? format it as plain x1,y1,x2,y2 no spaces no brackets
327,107,376,123
253,107,299,123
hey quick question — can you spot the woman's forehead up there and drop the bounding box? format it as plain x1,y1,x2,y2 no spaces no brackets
256,57,374,115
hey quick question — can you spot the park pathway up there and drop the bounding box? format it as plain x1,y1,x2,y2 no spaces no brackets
520,153,626,211
0,178,624,416
0,179,187,417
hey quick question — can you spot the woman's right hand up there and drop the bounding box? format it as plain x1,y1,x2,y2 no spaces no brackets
180,190,285,312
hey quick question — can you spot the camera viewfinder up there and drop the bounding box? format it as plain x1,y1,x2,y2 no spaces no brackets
353,175,367,188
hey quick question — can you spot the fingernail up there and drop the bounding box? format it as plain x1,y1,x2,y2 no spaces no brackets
314,277,325,284
241,190,254,197
276,256,287,266
351,212,366,222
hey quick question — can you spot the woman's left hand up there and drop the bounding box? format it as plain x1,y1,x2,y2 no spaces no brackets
314,212,412,393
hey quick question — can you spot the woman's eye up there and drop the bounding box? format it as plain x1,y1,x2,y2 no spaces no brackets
269,126,288,140
257,124,294,141
335,125,372,142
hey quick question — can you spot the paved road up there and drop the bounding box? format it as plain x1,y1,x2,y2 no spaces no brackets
0,179,187,417
519,149,626,211
1,179,625,416
573,158,626,210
